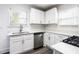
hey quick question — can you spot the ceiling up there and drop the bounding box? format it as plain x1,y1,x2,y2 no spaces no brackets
30,4,57,11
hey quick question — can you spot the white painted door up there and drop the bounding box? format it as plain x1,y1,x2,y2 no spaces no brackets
44,33,50,46
23,34,34,51
10,40,23,54
45,7,58,24
50,33,55,45
30,8,44,24
30,8,40,24
39,11,45,24
10,36,23,54
45,11,50,24
49,8,58,24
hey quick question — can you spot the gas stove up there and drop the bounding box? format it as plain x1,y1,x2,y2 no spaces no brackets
63,36,79,47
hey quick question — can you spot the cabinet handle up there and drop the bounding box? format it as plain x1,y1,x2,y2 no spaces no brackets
40,21,41,23
22,40,24,44
48,20,50,23
40,20,42,24
49,37,50,40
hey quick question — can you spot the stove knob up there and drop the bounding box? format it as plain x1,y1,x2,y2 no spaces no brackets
77,44,79,46
68,41,71,44
63,40,68,42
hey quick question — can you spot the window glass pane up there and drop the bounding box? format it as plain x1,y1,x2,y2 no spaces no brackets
10,8,26,25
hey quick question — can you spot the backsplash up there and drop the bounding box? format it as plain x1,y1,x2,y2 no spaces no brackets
45,24,79,32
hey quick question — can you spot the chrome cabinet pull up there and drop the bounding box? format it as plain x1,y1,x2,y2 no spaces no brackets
49,36,50,40
22,40,24,44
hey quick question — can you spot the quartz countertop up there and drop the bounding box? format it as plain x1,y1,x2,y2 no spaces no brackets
8,31,45,37
50,42,79,54
8,30,79,37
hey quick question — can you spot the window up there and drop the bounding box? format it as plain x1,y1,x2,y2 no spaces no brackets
9,8,27,26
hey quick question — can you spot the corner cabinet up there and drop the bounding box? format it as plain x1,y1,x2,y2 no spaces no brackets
44,32,69,47
30,7,58,24
45,8,58,24
30,8,44,24
10,34,34,54
44,33,50,46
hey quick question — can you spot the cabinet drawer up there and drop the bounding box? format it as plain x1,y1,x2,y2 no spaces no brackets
23,34,34,40
10,41,23,54
10,36,23,42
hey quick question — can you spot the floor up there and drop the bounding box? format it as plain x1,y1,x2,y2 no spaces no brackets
3,47,53,54
22,47,53,54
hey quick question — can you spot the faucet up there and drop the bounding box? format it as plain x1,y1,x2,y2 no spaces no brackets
20,24,23,33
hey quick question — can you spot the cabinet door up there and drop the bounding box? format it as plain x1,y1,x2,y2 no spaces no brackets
50,33,55,45
44,33,50,46
10,40,23,54
10,36,23,54
59,7,77,25
39,11,45,24
30,8,40,24
45,8,58,24
45,11,50,24
49,8,58,24
30,8,44,24
23,34,34,51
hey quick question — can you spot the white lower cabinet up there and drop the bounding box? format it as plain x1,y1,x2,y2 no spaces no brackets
44,33,50,46
10,34,34,54
50,33,55,45
44,32,69,47
10,40,23,54
44,33,55,46
23,35,34,51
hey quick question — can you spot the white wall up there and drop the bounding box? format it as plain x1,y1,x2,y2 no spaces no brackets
0,4,45,53
30,25,45,32
45,4,79,32
1,4,78,53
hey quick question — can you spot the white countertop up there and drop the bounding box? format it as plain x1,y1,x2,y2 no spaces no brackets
8,30,79,36
50,42,79,54
8,31,45,36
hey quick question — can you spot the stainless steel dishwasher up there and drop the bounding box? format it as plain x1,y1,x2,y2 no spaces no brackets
34,32,44,49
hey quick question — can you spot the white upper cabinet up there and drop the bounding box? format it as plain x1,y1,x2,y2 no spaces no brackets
59,6,78,25
76,6,79,26
30,8,44,24
10,36,23,54
44,32,69,47
45,7,58,24
30,7,58,24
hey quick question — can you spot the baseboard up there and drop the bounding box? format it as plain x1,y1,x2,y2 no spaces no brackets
20,49,33,54
0,48,9,54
